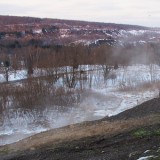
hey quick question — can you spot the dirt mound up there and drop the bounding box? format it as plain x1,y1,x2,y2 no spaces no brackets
0,98,160,160
106,98,160,121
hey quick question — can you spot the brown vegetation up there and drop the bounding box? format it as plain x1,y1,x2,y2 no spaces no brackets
0,41,159,113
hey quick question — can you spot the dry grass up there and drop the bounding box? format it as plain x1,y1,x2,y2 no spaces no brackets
0,78,82,113
117,81,160,93
3,114,159,153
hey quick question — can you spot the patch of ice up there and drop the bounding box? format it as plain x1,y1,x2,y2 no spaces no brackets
137,155,156,160
144,150,150,153
94,110,108,117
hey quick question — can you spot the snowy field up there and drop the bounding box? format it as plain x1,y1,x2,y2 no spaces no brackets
0,64,160,146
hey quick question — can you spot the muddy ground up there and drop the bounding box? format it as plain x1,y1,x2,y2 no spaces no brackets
0,98,160,160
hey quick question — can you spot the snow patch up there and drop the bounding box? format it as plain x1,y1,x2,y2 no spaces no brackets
32,29,42,34
137,155,156,160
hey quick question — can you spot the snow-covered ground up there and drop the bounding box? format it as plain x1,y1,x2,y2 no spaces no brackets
0,64,160,146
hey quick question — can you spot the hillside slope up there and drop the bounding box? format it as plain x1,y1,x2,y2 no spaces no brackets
0,98,160,160
0,15,159,47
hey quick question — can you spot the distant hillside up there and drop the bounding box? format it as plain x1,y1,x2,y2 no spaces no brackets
0,15,149,30
0,15,159,47
0,15,42,25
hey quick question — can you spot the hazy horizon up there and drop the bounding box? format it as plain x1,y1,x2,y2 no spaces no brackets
0,0,160,27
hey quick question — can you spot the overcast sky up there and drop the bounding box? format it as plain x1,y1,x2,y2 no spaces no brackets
0,0,160,27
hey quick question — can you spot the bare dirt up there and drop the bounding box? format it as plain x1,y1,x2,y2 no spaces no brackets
0,98,160,160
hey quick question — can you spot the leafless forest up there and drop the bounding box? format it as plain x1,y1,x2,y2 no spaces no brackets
0,42,160,113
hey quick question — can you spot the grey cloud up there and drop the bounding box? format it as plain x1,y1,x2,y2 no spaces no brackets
0,4,32,15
